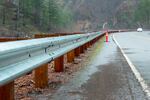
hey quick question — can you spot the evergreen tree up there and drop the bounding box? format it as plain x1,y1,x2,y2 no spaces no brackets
0,0,74,35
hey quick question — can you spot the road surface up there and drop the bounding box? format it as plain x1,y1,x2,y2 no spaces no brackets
37,32,149,100
114,31,150,98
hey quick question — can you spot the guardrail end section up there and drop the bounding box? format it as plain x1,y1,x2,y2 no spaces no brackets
0,81,14,100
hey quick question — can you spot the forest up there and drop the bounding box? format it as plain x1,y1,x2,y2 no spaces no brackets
134,0,150,28
0,0,73,37
0,0,150,37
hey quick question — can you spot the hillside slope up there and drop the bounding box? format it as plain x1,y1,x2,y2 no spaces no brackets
62,0,138,31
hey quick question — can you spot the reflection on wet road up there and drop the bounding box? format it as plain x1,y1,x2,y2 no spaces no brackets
50,34,148,100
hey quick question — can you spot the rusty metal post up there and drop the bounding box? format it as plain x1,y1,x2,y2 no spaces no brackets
97,37,99,40
96,37,98,41
91,40,94,45
84,44,87,51
0,81,14,100
88,42,91,47
84,44,86,50
86,42,89,48
67,50,75,63
86,43,89,49
89,41,92,46
0,37,29,100
34,33,53,88
54,56,64,72
94,38,96,43
34,64,48,88
80,45,84,53
75,47,80,57
92,40,94,44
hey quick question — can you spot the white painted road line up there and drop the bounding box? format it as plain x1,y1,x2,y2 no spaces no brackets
112,34,150,99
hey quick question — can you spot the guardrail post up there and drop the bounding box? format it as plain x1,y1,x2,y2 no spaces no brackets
67,50,75,63
34,64,48,88
84,44,87,51
75,47,80,57
80,45,84,53
86,43,89,49
91,40,93,44
94,38,97,43
96,37,98,42
0,81,14,100
88,42,90,47
54,56,64,72
92,40,94,44
89,41,91,45
94,38,96,43
97,36,99,39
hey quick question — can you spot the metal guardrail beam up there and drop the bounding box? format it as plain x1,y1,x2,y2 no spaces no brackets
0,32,103,86
0,37,29,42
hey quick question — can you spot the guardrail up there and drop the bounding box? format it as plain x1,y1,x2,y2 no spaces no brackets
0,31,104,100
34,32,84,38
0,37,29,42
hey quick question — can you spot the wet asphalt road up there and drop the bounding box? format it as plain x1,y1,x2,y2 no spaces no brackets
43,33,148,100
114,31,150,88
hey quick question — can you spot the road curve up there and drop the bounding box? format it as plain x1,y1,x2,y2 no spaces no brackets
48,34,148,100
114,31,150,99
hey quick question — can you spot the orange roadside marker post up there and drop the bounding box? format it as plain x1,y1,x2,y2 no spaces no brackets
105,32,109,42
